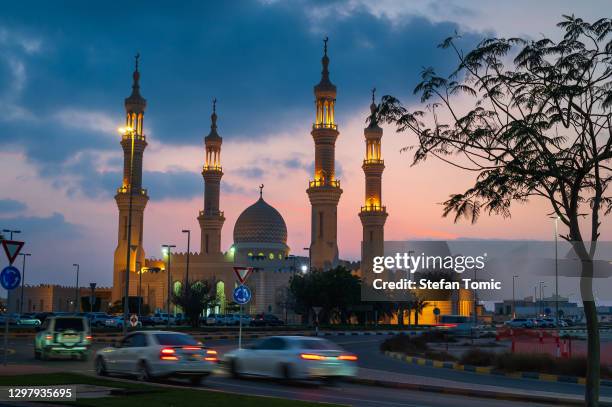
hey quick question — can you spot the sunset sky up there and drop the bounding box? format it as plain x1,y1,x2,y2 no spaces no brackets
1,0,611,295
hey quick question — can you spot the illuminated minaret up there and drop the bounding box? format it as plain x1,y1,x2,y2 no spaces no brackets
112,54,149,302
359,89,388,273
307,37,343,270
198,99,225,255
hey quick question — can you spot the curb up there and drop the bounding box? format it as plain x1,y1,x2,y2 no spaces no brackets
385,351,612,388
349,376,609,406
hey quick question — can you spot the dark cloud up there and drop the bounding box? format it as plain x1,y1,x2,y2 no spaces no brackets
233,166,265,179
0,198,27,213
0,0,483,175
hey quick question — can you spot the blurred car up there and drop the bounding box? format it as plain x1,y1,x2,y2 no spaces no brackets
34,316,91,360
139,315,156,327
224,336,357,383
504,318,535,328
8,313,41,327
33,312,55,324
249,313,284,327
151,312,176,325
205,314,227,326
88,313,116,328
95,331,217,384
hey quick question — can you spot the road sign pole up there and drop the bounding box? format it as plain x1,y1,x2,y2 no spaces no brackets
3,314,8,366
239,304,243,350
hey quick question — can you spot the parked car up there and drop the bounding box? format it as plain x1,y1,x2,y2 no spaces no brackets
33,312,55,324
95,331,217,385
226,314,252,326
205,314,227,326
151,313,176,325
250,314,284,327
34,316,91,360
224,336,357,383
504,318,535,328
139,315,156,327
8,313,41,327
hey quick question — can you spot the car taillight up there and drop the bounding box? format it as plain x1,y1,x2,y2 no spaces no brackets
204,349,218,362
85,335,93,340
338,354,358,361
45,335,53,340
300,353,326,361
182,346,200,350
160,347,178,361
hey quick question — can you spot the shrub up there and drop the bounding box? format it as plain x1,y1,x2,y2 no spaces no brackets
459,349,497,366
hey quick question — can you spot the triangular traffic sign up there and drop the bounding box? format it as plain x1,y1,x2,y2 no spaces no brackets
2,240,24,265
233,267,253,284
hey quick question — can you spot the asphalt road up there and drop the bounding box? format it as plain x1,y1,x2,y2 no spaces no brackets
0,334,603,406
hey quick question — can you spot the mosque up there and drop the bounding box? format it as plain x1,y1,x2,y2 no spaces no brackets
109,40,473,323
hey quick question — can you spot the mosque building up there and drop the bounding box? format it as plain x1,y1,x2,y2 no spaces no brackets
8,40,472,323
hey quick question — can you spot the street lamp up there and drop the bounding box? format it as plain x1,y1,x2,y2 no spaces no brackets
303,247,311,272
72,264,80,312
512,275,518,319
89,283,97,312
19,253,31,314
182,229,191,285
162,244,176,329
2,229,20,240
549,215,560,326
118,125,136,336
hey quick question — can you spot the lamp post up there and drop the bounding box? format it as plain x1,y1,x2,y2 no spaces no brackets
2,229,21,240
89,283,97,312
512,275,518,319
119,125,136,336
162,244,176,329
72,264,80,312
539,282,546,316
135,260,141,317
19,253,31,314
182,230,191,286
549,215,560,325
303,247,311,271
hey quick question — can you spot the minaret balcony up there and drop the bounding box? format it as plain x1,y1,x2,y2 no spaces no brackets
309,179,341,188
121,133,146,142
116,186,148,195
203,165,223,172
360,204,386,213
199,209,224,217
363,159,384,165
313,123,338,130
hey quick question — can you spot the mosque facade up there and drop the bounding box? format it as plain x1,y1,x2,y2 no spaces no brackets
109,42,472,323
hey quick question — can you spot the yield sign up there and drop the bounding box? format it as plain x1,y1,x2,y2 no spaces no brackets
233,267,253,284
2,240,24,265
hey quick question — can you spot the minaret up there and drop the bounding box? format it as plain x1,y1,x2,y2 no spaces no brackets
307,37,343,270
198,98,225,255
359,89,388,273
112,54,149,302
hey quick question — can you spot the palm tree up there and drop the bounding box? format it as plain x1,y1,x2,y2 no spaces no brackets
413,298,429,326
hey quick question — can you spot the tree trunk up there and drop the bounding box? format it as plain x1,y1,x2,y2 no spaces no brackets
415,311,419,326
398,305,404,327
579,254,600,406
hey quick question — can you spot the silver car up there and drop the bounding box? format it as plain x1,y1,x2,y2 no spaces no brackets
95,331,217,385
223,336,358,383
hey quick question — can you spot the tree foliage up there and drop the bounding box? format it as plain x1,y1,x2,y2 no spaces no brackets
172,280,216,328
378,15,612,405
289,266,361,324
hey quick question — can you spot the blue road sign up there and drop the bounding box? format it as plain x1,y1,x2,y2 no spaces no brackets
233,284,251,305
0,265,21,290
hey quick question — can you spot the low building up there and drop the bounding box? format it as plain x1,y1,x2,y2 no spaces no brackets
7,285,112,313
494,295,583,321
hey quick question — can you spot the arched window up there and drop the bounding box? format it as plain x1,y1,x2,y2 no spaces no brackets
269,253,274,260
216,281,226,314
173,281,182,296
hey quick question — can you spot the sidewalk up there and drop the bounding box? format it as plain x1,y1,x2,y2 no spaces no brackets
353,366,612,406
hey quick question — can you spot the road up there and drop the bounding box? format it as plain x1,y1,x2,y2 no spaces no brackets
1,334,602,406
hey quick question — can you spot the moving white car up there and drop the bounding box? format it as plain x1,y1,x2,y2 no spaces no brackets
223,336,358,383
95,331,218,384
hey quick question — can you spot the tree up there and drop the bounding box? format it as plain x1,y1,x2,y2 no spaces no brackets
172,280,216,328
412,297,429,326
289,266,361,324
378,16,612,405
